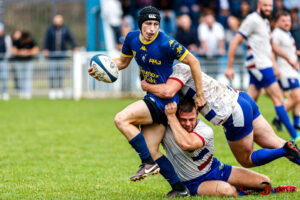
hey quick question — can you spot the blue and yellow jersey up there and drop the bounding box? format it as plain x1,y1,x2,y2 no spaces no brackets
121,30,188,111
121,30,188,84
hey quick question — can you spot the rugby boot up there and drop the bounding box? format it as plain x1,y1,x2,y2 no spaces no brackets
130,163,160,181
272,117,283,132
166,187,190,198
283,141,300,158
271,185,298,193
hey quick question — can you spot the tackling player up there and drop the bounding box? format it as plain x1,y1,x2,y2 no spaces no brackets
145,97,297,197
88,6,206,196
271,11,300,141
225,0,299,140
141,63,300,168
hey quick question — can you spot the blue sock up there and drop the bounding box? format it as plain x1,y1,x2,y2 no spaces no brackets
251,148,288,166
293,115,300,128
289,157,300,166
129,132,151,163
155,155,181,186
275,105,297,138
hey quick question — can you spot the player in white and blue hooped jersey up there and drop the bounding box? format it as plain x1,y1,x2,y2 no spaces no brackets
159,97,275,197
225,0,299,141
271,11,300,141
141,63,300,168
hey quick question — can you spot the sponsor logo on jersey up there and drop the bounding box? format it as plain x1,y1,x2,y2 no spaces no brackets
140,46,147,51
149,58,161,65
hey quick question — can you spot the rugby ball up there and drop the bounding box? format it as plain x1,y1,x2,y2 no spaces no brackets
90,54,119,83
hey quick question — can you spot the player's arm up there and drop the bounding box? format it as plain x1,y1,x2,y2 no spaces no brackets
164,102,204,151
225,33,244,80
271,39,300,70
113,55,132,70
141,79,182,99
181,53,206,108
271,51,280,78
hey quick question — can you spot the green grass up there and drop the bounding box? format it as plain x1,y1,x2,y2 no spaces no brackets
0,96,299,199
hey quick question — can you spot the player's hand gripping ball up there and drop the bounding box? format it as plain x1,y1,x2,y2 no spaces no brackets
89,54,119,83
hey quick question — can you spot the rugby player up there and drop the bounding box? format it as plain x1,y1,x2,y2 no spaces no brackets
271,11,300,141
144,97,297,197
141,63,300,167
225,0,299,140
88,6,205,196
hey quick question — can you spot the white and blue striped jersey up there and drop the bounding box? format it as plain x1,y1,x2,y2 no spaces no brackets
169,63,239,125
162,119,214,182
238,12,273,70
272,27,299,79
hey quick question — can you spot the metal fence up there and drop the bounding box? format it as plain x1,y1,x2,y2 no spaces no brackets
0,51,259,100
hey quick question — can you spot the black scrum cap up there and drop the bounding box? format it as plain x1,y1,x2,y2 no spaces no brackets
138,6,161,30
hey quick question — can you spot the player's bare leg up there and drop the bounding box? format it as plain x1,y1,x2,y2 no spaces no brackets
228,166,271,190
247,84,261,102
285,88,300,141
114,100,158,181
197,181,238,197
284,88,300,112
142,123,190,197
265,82,298,139
227,132,256,168
253,115,285,148
114,100,153,140
142,123,165,160
227,129,299,167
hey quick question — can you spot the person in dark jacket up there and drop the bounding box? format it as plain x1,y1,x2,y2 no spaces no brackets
0,22,12,100
12,31,39,99
44,14,78,99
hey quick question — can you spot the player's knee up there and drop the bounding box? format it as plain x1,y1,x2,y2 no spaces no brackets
260,175,272,188
239,159,255,168
292,93,300,103
114,111,127,130
217,184,238,197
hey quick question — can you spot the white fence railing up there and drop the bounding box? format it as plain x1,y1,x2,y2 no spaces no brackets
0,51,259,100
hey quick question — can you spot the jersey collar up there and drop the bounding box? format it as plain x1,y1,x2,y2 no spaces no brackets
139,31,159,45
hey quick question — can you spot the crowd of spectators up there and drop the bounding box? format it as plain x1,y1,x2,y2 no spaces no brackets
107,0,300,54
0,14,78,100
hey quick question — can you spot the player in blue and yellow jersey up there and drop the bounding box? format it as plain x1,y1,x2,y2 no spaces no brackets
89,6,206,197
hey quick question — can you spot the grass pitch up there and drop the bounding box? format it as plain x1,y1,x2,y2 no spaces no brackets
0,96,299,199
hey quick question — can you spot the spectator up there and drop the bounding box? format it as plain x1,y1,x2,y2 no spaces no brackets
198,12,226,78
0,23,12,101
116,21,132,51
179,0,201,28
102,0,123,46
174,14,199,54
225,16,245,56
271,0,288,28
215,0,233,29
44,14,78,99
234,0,250,21
156,0,177,36
120,0,136,29
12,31,39,99
10,30,22,92
283,0,300,11
290,8,300,51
